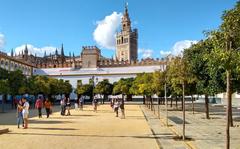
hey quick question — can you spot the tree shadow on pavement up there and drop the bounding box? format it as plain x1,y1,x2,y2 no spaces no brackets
29,127,78,131
29,119,72,124
7,132,178,140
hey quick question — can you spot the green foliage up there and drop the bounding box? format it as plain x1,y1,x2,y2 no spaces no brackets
130,73,153,96
152,71,165,96
0,68,8,80
94,79,113,95
8,70,26,95
113,78,134,95
76,83,93,96
0,80,9,94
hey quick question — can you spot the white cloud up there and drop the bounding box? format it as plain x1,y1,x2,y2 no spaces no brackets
160,40,198,57
139,48,153,59
14,44,58,57
93,12,122,50
160,50,171,56
172,40,198,55
0,33,5,50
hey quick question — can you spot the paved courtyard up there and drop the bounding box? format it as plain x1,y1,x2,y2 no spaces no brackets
0,104,159,149
1,102,240,149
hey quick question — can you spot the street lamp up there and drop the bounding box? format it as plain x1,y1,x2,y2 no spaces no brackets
92,76,95,100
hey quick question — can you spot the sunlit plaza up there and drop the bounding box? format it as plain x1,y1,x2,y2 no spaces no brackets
1,1,240,149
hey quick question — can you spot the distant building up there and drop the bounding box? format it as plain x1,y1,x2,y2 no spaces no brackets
116,4,138,62
0,51,34,76
0,4,166,92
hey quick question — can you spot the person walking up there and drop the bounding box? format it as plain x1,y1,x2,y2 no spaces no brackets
16,99,24,128
113,98,120,117
66,98,71,116
79,96,84,110
119,98,125,119
92,96,98,112
35,97,43,118
44,98,52,118
60,97,66,116
22,98,29,129
74,98,79,111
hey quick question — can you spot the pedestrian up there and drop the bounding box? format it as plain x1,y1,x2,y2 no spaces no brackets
44,98,52,118
113,98,120,117
92,96,98,112
79,96,84,110
22,97,30,129
60,97,66,116
119,98,125,119
110,98,114,109
16,98,24,128
35,97,43,118
66,98,71,116
14,98,18,109
74,98,79,111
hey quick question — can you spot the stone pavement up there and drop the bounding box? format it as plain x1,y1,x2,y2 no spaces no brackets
150,103,240,149
141,106,191,149
0,104,159,149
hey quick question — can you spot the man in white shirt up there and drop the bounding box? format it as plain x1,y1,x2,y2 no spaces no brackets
22,98,29,129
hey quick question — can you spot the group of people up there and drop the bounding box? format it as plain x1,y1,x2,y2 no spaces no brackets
60,97,71,116
111,98,125,118
35,98,52,118
16,95,126,129
74,96,84,111
16,98,29,129
16,97,52,129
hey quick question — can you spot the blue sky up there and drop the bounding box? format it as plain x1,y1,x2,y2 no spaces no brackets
0,0,238,59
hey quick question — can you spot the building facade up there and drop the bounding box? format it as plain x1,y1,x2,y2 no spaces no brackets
0,51,34,76
1,4,166,91
116,5,138,62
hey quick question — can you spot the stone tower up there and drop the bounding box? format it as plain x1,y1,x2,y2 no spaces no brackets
81,46,100,68
24,44,28,61
116,4,138,62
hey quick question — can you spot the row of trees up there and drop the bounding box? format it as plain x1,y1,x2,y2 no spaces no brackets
75,2,240,148
0,68,72,104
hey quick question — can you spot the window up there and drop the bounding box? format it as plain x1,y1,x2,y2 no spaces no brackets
65,80,70,83
124,38,128,43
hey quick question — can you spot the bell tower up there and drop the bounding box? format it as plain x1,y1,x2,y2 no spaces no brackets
116,3,138,62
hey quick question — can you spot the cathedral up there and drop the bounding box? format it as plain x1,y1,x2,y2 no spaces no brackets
1,4,165,88
10,4,157,70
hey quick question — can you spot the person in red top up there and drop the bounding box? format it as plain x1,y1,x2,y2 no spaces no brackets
35,97,43,118
44,98,52,118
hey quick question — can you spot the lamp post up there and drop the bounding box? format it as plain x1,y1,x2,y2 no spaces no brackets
60,73,63,99
92,76,95,100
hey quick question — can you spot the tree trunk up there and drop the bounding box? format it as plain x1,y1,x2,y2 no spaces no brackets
1,94,5,113
182,83,185,140
205,94,210,119
150,96,153,111
157,97,160,119
226,70,232,149
143,95,145,104
181,96,183,111
191,95,194,114
176,97,178,109
228,93,233,127
170,98,173,107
